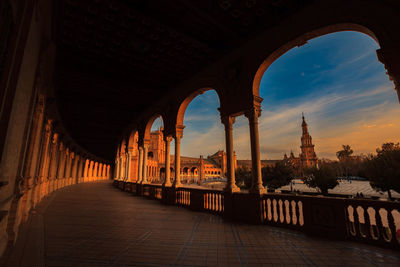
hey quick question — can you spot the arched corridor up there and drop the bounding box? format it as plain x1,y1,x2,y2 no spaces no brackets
1,0,400,264
3,181,400,266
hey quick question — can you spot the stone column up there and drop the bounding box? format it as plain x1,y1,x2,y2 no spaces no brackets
49,133,61,194
98,162,101,180
173,126,184,188
24,94,45,212
126,150,132,181
71,154,79,184
76,157,83,183
114,158,119,180
142,145,149,184
137,147,143,183
119,156,124,180
222,116,240,193
37,119,52,201
88,160,93,181
83,159,89,182
55,142,65,189
245,100,266,194
93,162,98,180
163,136,172,187
377,45,400,102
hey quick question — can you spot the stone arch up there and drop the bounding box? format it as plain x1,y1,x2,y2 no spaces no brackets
252,23,380,97
176,88,222,127
138,114,165,145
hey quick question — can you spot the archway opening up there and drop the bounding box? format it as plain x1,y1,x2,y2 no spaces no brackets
254,30,399,199
178,89,225,184
144,116,165,183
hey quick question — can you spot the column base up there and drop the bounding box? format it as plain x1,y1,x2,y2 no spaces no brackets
249,185,266,195
224,184,240,193
172,183,182,188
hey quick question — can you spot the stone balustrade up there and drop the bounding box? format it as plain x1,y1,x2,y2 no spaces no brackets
114,180,400,250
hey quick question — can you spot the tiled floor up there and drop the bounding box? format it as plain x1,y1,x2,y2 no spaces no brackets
4,181,400,266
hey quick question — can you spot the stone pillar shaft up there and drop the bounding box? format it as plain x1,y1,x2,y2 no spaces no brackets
38,120,52,180
246,107,266,194
142,145,148,183
164,137,172,186
173,135,182,187
138,147,143,183
222,116,240,193
119,156,124,180
126,151,132,181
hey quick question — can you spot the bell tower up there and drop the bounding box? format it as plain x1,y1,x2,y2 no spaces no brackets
300,114,318,168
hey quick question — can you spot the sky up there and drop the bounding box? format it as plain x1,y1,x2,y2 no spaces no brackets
152,31,400,160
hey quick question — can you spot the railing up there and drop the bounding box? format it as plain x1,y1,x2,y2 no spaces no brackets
203,190,224,213
113,180,400,250
261,194,304,230
176,188,191,206
345,199,400,248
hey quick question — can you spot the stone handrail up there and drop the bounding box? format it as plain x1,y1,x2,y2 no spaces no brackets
113,180,400,250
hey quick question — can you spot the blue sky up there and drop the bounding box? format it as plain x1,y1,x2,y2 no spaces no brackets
153,31,400,159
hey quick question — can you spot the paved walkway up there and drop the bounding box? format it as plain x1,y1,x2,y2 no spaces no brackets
3,181,400,267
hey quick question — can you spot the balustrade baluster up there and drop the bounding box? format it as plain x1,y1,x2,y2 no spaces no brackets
288,200,293,225
353,205,360,239
221,194,224,212
295,201,300,227
375,207,384,243
271,199,275,222
213,193,216,211
262,199,266,220
219,194,222,212
282,199,287,224
363,205,372,240
388,208,398,246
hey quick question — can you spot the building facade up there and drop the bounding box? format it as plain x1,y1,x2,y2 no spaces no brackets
125,128,234,183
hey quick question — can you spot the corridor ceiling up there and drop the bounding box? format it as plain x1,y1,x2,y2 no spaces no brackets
53,0,313,159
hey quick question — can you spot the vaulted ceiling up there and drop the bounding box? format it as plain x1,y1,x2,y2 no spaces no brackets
53,0,313,159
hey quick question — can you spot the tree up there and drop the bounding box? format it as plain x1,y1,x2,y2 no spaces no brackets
363,142,400,200
262,161,294,190
235,166,252,189
336,144,354,178
336,144,353,160
303,164,338,195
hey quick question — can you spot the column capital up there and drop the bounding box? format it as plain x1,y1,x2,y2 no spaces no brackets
51,133,59,144
174,125,185,139
221,115,235,127
45,119,53,133
164,135,173,143
58,141,64,151
245,96,263,120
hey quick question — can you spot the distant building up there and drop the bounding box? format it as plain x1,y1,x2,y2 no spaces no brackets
284,114,318,172
128,129,234,183
236,160,279,170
